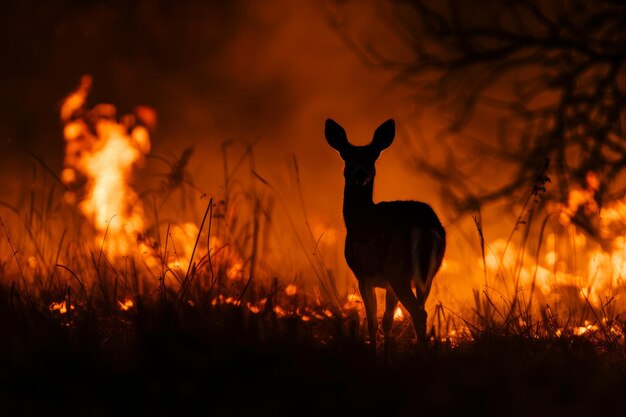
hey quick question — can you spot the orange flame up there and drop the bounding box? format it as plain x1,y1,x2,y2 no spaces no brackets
285,284,297,296
49,301,74,315
393,306,404,321
60,76,151,258
117,299,134,311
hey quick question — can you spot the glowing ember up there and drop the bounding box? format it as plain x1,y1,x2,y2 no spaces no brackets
117,299,134,311
285,284,297,296
49,301,74,314
574,323,599,336
60,76,151,258
394,306,404,321
211,295,242,307
610,324,623,339
343,293,362,310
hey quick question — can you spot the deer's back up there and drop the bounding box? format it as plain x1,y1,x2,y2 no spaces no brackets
375,201,444,234
344,200,446,283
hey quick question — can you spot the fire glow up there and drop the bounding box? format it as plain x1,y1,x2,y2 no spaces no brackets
18,76,624,347
60,75,152,258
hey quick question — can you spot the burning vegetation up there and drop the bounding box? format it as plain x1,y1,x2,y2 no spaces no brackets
61,75,151,258
4,1,626,415
4,76,626,350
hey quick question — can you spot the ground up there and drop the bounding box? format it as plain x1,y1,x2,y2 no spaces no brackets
1,291,625,417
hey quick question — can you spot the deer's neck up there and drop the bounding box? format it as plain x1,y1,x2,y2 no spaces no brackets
343,180,375,230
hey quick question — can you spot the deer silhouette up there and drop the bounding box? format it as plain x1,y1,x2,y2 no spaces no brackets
325,118,446,357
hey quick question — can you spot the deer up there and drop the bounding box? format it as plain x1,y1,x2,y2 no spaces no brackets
325,118,446,358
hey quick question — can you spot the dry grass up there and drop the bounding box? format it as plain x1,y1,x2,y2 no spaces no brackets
0,151,625,416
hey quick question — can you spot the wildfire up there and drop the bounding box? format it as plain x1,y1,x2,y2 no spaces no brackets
49,79,626,346
465,169,626,314
60,75,152,258
542,171,626,304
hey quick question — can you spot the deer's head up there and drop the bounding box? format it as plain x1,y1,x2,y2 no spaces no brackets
325,119,395,186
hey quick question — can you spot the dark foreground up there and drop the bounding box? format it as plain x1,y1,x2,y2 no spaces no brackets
1,293,625,417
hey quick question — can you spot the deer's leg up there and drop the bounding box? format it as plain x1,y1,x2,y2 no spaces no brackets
389,280,427,347
358,280,378,355
382,289,398,363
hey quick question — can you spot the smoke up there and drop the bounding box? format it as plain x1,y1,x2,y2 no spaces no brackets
1,0,463,300
1,0,423,201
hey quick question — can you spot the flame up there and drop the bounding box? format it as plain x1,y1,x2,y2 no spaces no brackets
285,284,297,296
117,299,134,311
343,293,362,310
393,306,404,321
574,322,599,336
167,223,200,271
227,262,244,280
212,295,242,307
464,171,626,312
60,76,151,258
547,172,626,303
53,79,626,344
49,301,74,314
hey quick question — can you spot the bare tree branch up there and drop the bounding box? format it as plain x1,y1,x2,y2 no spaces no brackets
333,0,626,238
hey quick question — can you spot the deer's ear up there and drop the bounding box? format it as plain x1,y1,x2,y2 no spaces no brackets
371,119,395,153
325,119,350,155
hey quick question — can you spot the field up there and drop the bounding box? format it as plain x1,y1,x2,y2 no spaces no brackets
5,1,626,416
1,278,626,416
3,62,626,417
2,135,626,416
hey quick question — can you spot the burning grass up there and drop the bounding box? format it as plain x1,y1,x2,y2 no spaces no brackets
3,78,626,415
2,279,626,416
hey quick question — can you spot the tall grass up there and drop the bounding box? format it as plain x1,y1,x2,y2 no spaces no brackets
3,147,626,417
1,141,625,366
0,144,361,356
462,164,625,351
